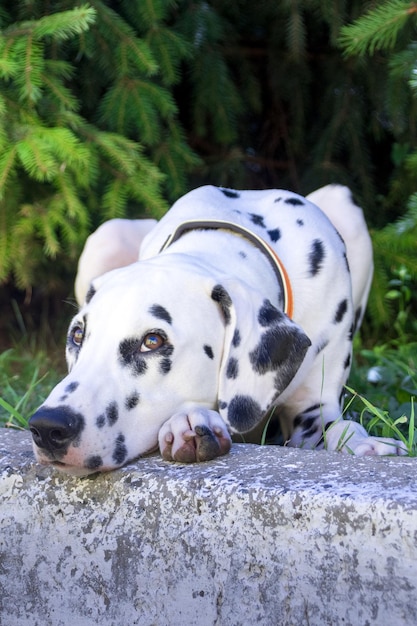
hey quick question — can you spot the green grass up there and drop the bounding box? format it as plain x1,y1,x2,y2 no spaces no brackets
0,348,64,428
346,339,417,454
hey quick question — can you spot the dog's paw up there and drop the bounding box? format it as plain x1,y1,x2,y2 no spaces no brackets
158,408,232,463
325,420,408,456
351,437,408,457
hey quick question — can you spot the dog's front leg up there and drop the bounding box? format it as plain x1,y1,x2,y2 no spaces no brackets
158,408,232,463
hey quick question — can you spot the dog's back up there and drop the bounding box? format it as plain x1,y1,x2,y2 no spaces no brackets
307,185,373,329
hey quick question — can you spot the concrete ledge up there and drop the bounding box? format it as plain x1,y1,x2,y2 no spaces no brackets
1,430,417,626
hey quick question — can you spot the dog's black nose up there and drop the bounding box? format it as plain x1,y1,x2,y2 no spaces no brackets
29,407,85,453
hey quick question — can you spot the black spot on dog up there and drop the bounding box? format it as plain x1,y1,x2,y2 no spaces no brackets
344,353,351,369
334,299,348,324
308,239,325,276
125,392,140,410
294,414,303,429
302,416,318,437
119,338,148,375
96,414,105,428
285,197,304,206
204,345,214,359
220,188,240,198
304,403,322,414
316,418,336,447
348,323,354,341
296,219,304,226
258,300,284,327
65,381,79,394
303,423,320,439
149,304,172,325
249,325,311,395
106,402,119,426
316,339,329,354
211,285,232,325
239,251,247,259
218,400,228,410
226,357,239,379
353,306,362,333
85,455,103,470
267,228,281,242
249,328,291,374
85,285,96,304
227,395,263,432
249,213,266,228
113,433,128,465
343,252,350,273
294,404,322,431
232,329,241,348
160,358,172,374
274,197,282,203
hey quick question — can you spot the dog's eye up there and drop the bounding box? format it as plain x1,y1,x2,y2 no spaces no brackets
71,326,84,347
140,333,164,352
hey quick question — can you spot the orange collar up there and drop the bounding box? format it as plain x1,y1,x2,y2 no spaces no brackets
159,219,294,319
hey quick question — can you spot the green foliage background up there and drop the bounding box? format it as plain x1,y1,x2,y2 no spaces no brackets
0,0,416,341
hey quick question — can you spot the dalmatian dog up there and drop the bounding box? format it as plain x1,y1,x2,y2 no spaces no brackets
29,185,406,476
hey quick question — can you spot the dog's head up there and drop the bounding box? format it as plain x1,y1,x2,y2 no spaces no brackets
29,256,310,475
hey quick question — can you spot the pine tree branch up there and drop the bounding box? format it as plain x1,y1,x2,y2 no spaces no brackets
339,0,417,57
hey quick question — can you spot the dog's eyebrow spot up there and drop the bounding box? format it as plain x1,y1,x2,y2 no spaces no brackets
85,455,103,470
149,304,172,325
296,219,304,226
285,197,305,206
220,188,240,198
204,345,214,359
211,284,232,325
112,433,128,465
106,402,119,426
308,239,325,276
334,299,348,324
125,392,140,410
64,381,79,394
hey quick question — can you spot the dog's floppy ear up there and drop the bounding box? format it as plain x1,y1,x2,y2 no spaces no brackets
211,280,311,434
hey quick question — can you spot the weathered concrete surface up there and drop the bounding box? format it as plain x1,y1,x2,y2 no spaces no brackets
1,430,417,626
